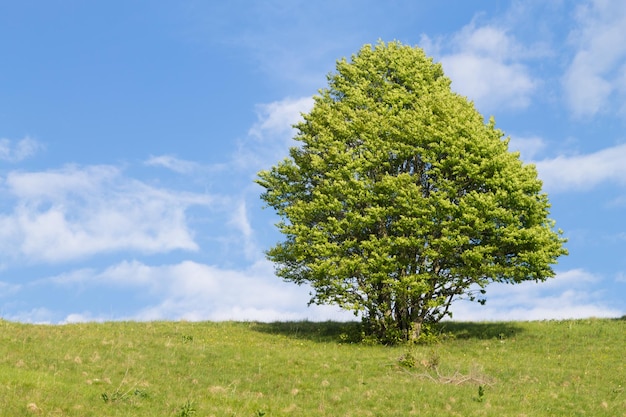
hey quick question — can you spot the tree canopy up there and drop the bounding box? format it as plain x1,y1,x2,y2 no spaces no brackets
256,41,567,343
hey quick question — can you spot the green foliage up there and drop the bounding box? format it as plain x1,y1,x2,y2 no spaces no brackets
101,388,148,403
257,40,568,342
101,368,149,404
397,351,417,368
414,322,453,345
476,385,486,402
398,348,440,371
177,400,196,417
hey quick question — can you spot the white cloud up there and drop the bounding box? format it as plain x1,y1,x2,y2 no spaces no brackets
563,52,613,117
40,262,622,324
145,155,203,174
0,97,315,269
0,137,44,162
442,55,535,109
248,96,313,141
145,155,227,175
4,307,56,324
454,25,516,59
508,135,547,160
229,201,252,239
47,259,354,323
422,24,537,111
451,269,622,321
5,164,119,200
236,97,313,170
0,165,213,263
534,142,626,192
62,313,106,324
227,200,258,260
563,0,626,117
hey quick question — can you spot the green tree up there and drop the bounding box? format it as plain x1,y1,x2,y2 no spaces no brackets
256,41,567,343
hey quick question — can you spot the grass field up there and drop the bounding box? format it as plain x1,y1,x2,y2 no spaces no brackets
0,318,623,416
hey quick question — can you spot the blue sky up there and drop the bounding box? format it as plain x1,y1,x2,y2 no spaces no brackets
1,0,624,324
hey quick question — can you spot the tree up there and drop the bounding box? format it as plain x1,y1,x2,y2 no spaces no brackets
256,41,567,343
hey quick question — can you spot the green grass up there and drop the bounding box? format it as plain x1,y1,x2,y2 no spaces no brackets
0,318,623,416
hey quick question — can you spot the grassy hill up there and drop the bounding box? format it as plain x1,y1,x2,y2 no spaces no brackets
0,318,623,416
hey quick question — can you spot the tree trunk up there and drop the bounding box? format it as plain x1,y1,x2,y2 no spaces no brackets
409,320,422,342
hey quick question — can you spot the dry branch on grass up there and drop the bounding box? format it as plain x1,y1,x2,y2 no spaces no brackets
404,365,495,386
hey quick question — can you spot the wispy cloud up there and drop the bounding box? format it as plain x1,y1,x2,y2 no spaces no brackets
186,2,364,89
421,23,538,112
451,269,622,321
145,155,204,174
227,200,258,260
508,135,547,160
563,0,626,117
534,142,626,192
37,262,623,324
248,97,313,140
142,100,312,267
4,307,57,324
0,137,44,162
235,97,313,171
0,164,213,263
45,259,353,323
145,155,226,175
